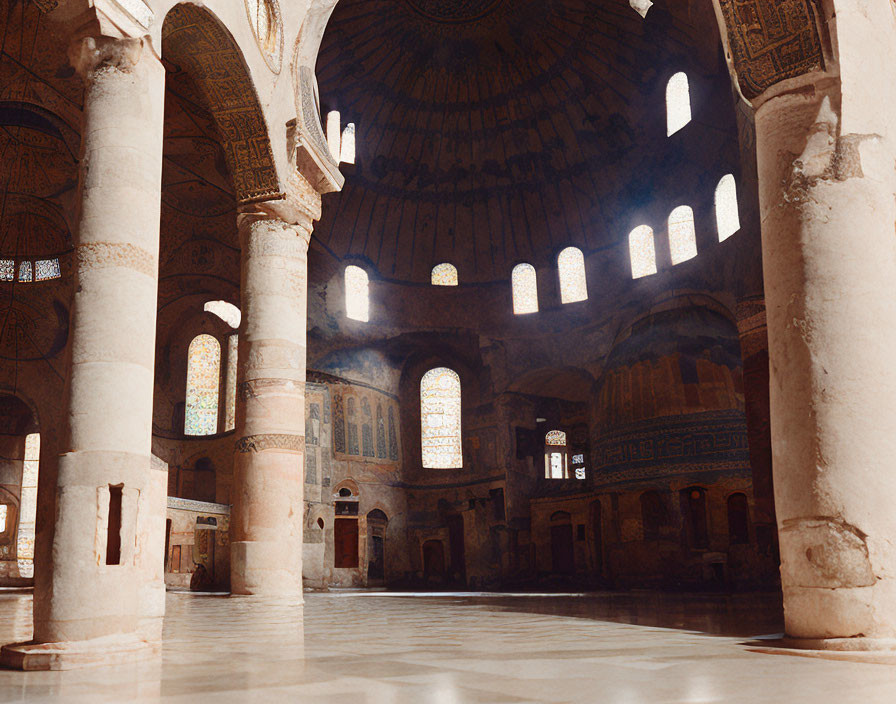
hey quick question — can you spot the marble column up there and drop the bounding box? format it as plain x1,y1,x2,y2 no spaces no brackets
231,204,313,597
754,1,896,648
1,35,166,669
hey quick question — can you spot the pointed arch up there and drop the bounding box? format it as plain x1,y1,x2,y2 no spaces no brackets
431,263,458,286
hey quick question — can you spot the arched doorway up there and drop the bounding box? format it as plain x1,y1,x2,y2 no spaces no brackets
550,510,574,575
366,509,388,585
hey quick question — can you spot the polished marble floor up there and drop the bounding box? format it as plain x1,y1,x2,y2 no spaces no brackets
1,589,895,703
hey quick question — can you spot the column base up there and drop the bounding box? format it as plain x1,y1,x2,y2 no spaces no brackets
0,634,160,671
781,635,896,652
230,540,303,599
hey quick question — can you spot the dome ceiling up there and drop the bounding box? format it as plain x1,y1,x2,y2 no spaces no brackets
314,0,718,283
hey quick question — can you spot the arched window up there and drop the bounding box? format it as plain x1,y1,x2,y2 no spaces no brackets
420,367,462,469
327,110,341,162
345,265,369,322
666,72,691,136
629,225,657,279
185,334,221,436
431,263,458,286
557,247,587,304
715,174,741,241
511,263,538,315
18,261,32,282
544,430,569,479
341,123,356,164
727,493,750,545
668,205,697,265
17,432,39,578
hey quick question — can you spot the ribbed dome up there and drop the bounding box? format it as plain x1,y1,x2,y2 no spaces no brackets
314,0,715,283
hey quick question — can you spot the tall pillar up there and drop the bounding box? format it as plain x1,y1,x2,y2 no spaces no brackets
754,1,896,649
230,202,315,597
1,34,166,669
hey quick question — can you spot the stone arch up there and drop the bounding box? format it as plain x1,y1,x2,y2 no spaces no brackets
162,3,282,204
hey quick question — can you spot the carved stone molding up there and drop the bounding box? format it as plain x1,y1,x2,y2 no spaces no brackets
236,433,306,453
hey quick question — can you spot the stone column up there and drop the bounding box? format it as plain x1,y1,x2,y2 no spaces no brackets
753,1,896,648
1,35,166,670
230,203,314,597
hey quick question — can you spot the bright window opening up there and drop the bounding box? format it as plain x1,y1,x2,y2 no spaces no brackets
18,261,32,282
630,0,653,17
204,300,241,329
327,110,342,163
421,367,462,469
35,259,61,281
345,265,369,322
557,247,588,304
666,72,692,136
668,205,697,265
185,334,221,436
629,225,657,279
431,263,458,286
544,430,569,479
715,174,741,241
0,260,13,281
341,123,356,164
511,263,538,315
17,432,39,578
224,334,238,432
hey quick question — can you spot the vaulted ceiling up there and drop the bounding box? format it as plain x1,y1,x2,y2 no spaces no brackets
313,0,728,284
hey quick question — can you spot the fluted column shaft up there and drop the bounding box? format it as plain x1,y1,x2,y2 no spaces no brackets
230,210,311,597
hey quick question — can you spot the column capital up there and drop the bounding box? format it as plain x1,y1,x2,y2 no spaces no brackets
69,35,145,77
237,205,313,255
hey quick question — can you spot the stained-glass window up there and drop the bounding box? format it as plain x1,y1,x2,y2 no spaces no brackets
17,433,39,578
558,247,587,304
18,261,32,282
575,467,586,480
224,334,238,432
327,110,342,162
341,123,356,164
716,174,741,241
421,367,462,469
204,300,241,329
511,263,538,315
431,263,458,286
666,72,691,136
345,265,369,322
629,225,657,279
185,334,221,436
545,430,567,446
0,260,13,281
668,206,697,265
0,504,6,532
35,259,61,281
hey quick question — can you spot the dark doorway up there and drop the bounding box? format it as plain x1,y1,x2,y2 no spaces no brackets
682,487,709,549
550,523,574,574
447,514,466,585
334,518,359,568
367,509,388,583
590,500,602,575
422,540,445,581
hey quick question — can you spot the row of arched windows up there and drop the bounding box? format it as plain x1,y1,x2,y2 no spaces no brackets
343,176,738,321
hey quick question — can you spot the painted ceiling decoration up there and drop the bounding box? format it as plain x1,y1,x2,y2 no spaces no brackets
716,0,824,100
162,4,282,204
313,0,726,283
